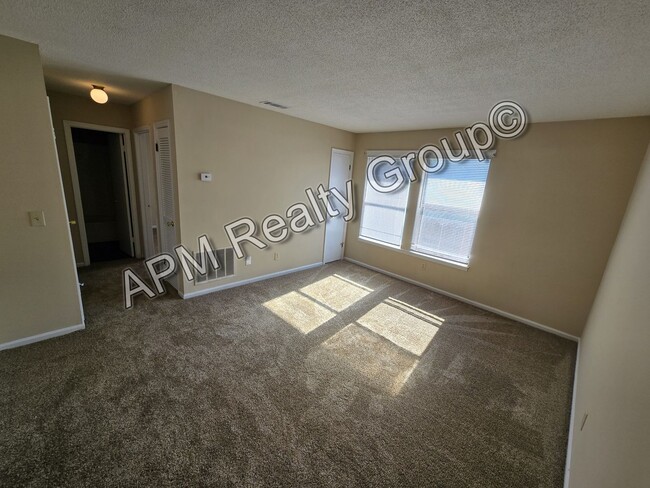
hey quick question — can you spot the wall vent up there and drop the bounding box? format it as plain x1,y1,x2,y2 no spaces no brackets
194,248,235,284
260,100,289,109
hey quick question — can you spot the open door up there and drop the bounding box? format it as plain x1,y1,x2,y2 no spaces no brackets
62,121,141,265
47,97,85,324
108,133,135,257
133,128,157,258
323,148,354,263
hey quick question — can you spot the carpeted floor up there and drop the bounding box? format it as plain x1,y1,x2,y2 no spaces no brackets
0,260,577,487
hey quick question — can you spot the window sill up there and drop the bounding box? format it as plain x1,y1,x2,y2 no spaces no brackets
358,235,402,250
358,236,469,271
409,250,469,271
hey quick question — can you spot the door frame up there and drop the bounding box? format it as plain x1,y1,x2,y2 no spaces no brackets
133,126,156,258
322,148,354,263
63,120,142,266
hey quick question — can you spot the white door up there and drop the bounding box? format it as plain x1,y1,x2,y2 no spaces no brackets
154,121,179,288
108,133,135,256
324,149,354,263
47,97,85,323
134,129,156,258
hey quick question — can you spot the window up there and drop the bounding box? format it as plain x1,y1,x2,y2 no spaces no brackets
411,158,490,265
359,156,410,246
358,152,491,267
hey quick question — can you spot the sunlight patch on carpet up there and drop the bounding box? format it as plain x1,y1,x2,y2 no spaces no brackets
356,298,443,357
300,274,372,312
264,291,335,333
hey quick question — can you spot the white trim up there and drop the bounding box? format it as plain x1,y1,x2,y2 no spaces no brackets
180,262,323,299
331,148,354,157
563,339,581,488
344,257,580,342
358,236,470,271
410,249,469,271
63,120,142,265
0,324,85,351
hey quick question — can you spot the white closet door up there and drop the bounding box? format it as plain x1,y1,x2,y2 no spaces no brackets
153,121,179,289
324,149,354,263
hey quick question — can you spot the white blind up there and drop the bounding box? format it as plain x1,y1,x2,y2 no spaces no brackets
411,159,490,264
359,157,410,246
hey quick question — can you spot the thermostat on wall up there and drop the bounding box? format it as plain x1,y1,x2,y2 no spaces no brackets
200,172,212,182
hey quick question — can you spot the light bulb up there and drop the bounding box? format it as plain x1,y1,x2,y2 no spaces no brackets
90,85,108,104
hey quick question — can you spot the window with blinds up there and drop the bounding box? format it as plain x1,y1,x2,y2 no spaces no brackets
411,158,490,265
359,157,410,247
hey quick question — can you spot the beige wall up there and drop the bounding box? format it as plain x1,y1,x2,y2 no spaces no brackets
170,85,355,295
568,143,650,487
47,91,134,262
131,85,174,130
0,36,83,344
346,117,650,337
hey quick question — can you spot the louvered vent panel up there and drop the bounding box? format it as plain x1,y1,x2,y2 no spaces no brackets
216,249,225,278
194,248,235,284
157,134,175,218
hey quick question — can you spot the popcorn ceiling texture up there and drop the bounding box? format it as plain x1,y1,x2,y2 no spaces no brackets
0,260,576,487
0,0,648,131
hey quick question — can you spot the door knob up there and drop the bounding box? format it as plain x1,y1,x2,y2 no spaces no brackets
69,220,77,225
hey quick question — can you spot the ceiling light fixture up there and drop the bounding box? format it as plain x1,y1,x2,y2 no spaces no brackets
90,85,108,104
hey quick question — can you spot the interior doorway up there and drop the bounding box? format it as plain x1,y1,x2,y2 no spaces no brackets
63,121,141,266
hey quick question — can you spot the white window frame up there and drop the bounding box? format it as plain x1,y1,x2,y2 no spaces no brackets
357,150,493,271
358,151,412,248
410,159,490,267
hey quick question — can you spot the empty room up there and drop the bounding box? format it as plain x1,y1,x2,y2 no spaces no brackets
0,1,648,487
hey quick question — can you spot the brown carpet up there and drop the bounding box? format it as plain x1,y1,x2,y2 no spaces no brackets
0,260,576,487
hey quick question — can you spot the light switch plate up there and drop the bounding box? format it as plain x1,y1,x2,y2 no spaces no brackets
29,210,46,227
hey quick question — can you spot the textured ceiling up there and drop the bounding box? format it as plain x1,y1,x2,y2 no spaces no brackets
0,0,648,132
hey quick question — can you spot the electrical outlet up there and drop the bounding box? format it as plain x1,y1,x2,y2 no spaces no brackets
245,256,252,266
29,210,46,227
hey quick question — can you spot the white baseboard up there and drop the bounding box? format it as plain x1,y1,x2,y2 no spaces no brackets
0,323,85,351
344,257,579,342
180,262,324,299
563,339,581,488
